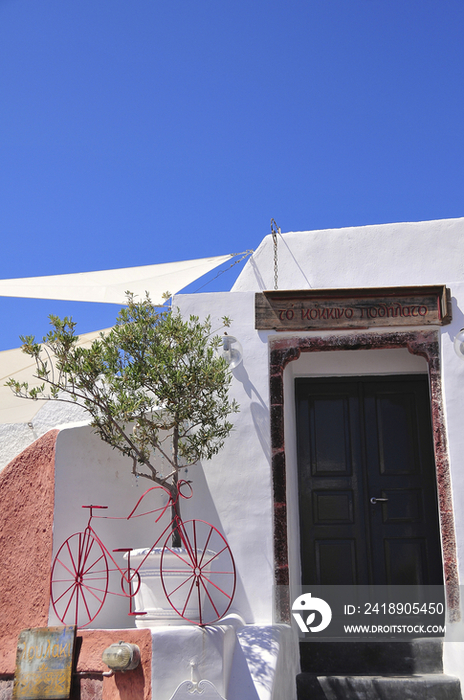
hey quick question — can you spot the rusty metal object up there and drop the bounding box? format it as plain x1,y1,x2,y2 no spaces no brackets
13,626,76,700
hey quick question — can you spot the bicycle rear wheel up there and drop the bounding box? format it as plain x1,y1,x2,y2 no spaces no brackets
160,520,236,625
50,531,109,627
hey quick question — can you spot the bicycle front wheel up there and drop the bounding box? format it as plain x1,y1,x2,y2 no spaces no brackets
160,520,236,625
50,532,109,627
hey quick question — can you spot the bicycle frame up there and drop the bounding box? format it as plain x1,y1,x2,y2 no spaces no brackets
83,483,188,610
50,481,236,628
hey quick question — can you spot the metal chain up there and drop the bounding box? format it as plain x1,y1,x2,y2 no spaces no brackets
270,218,280,290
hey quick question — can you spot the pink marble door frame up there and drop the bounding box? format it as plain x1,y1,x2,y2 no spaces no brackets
269,330,459,623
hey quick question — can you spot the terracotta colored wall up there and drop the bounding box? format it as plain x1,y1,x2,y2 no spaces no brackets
76,630,151,700
0,430,58,673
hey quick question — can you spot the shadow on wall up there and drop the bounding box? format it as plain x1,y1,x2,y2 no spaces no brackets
236,626,280,695
250,402,271,464
445,296,464,345
227,624,298,700
233,362,270,464
187,465,254,624
245,256,266,292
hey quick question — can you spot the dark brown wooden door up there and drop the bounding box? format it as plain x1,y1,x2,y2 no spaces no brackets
296,376,443,586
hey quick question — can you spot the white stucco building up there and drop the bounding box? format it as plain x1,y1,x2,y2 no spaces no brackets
2,217,464,700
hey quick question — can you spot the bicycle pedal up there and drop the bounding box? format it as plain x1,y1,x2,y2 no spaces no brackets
128,611,147,616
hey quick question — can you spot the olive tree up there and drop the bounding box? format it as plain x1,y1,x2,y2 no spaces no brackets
7,293,239,530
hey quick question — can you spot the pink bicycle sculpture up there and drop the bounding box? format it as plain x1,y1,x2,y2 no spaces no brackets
50,481,236,628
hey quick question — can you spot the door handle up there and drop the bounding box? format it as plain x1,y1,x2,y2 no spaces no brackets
370,497,389,504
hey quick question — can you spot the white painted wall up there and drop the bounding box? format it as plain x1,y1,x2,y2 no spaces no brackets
233,219,464,580
230,217,464,686
228,218,464,588
232,217,464,292
50,291,275,628
173,291,274,625
0,399,87,471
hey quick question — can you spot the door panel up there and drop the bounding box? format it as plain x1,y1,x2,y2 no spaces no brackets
315,540,358,585
372,390,419,475
296,376,443,586
384,538,426,585
312,490,354,523
297,381,368,585
312,397,352,474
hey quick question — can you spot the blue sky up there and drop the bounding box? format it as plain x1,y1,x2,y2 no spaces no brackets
1,0,463,350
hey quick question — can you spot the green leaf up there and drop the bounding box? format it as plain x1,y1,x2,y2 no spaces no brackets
7,293,239,489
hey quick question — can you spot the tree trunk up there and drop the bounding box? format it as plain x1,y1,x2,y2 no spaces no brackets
171,474,181,547
171,427,181,547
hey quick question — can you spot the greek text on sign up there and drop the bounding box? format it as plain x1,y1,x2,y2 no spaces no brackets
255,286,451,331
13,626,76,700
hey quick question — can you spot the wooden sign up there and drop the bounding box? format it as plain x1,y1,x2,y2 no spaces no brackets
13,626,76,700
255,285,451,331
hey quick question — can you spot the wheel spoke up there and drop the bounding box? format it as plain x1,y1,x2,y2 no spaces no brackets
54,555,78,580
80,582,108,600
192,521,198,568
160,520,236,625
65,539,79,576
80,533,97,573
178,524,196,564
80,585,94,622
179,578,197,618
163,545,194,569
200,544,228,568
53,581,79,606
62,585,78,624
165,572,195,598
198,575,220,619
51,532,109,627
197,574,203,625
198,572,233,599
197,526,214,569
82,553,105,578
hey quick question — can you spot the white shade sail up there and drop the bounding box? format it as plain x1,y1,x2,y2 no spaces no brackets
0,327,109,425
0,253,235,425
0,255,232,306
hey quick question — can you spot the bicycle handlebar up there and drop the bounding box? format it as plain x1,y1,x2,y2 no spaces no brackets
126,480,193,521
